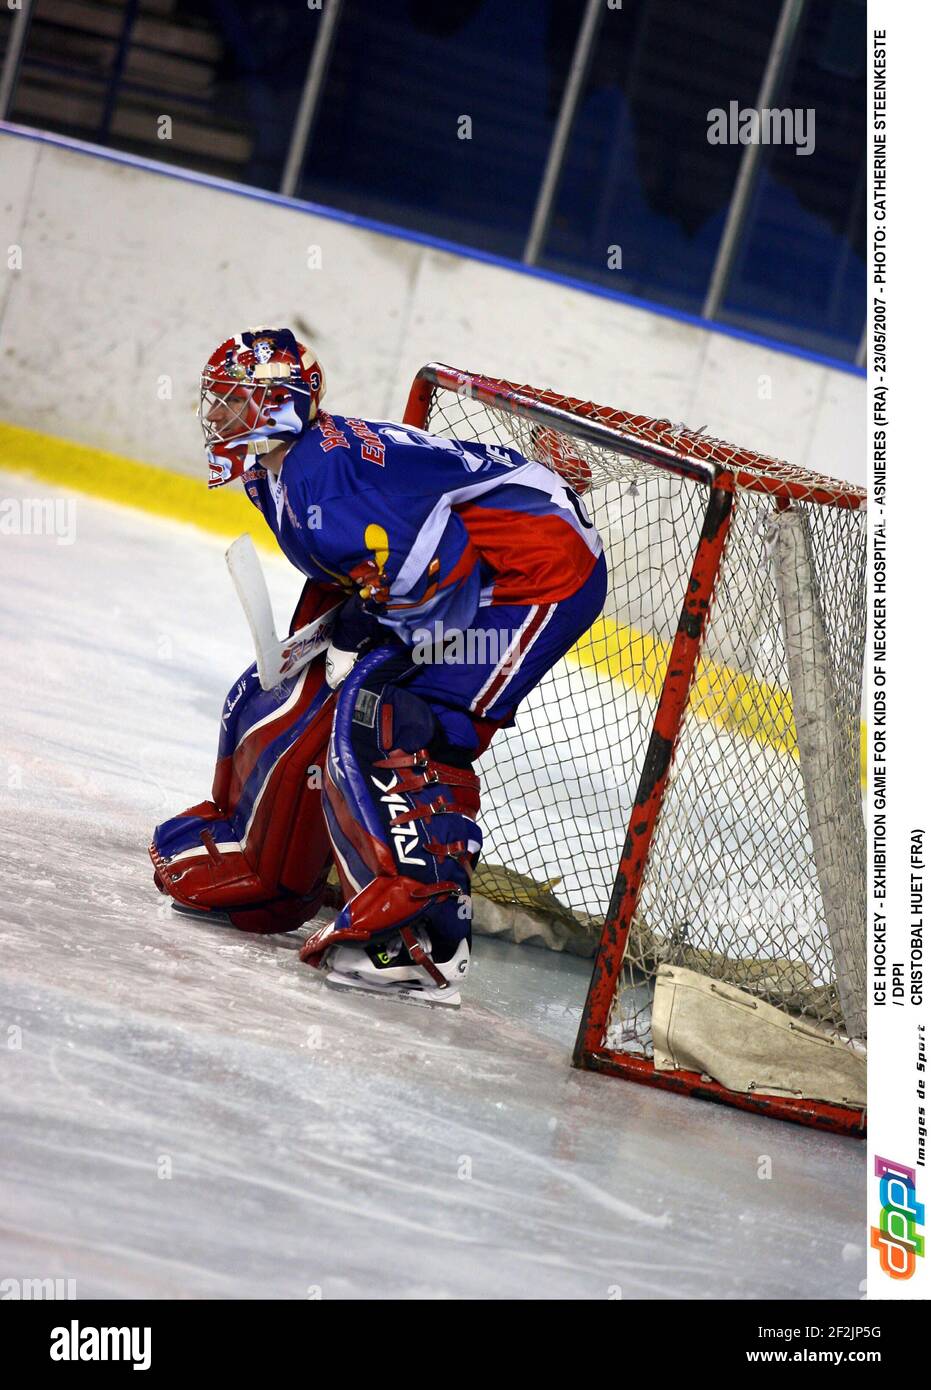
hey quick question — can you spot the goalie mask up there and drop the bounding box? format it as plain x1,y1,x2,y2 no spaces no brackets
199,328,326,488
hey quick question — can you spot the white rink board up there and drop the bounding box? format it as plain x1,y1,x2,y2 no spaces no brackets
0,126,864,485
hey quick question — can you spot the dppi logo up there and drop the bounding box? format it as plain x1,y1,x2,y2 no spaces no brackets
870,1155,925,1279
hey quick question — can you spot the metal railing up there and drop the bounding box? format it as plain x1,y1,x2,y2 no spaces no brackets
0,0,862,363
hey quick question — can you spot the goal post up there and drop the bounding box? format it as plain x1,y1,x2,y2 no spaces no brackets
403,364,867,1137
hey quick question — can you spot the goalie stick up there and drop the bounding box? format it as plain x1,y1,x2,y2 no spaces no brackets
225,534,342,690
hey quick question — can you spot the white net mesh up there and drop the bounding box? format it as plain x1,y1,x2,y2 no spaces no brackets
415,369,867,1064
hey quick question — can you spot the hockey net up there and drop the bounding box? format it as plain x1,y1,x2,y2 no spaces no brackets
404,364,867,1135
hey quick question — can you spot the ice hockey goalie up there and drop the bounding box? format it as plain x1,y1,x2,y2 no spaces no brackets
150,327,606,1006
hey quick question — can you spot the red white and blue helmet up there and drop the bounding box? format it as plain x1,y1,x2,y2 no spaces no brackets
199,328,326,488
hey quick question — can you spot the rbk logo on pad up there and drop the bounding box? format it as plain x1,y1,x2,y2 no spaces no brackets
372,773,425,868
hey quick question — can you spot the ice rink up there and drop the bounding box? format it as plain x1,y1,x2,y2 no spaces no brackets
0,471,866,1300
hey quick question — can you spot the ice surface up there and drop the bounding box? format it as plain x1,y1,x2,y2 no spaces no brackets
0,472,866,1299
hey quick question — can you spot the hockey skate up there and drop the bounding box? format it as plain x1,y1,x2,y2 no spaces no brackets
322,924,470,1008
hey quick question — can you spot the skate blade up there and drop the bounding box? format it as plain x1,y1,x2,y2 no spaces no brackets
323,973,461,1009
171,902,233,926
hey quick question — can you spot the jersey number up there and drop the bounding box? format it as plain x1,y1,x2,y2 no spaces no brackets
563,485,594,530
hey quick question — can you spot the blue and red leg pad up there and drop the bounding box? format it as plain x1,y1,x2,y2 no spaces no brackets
150,653,336,932
301,648,482,967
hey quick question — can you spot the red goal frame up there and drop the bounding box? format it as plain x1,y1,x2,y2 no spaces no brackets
404,364,867,1138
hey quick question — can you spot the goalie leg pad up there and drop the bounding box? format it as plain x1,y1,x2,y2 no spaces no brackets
150,651,336,932
302,648,481,967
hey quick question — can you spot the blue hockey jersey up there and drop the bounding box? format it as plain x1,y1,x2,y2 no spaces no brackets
242,411,602,645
